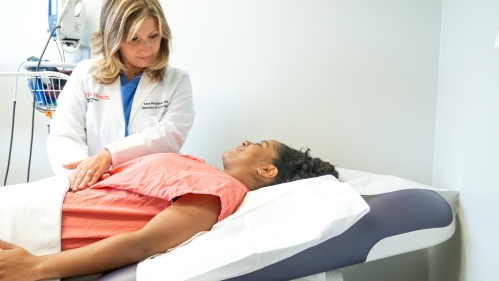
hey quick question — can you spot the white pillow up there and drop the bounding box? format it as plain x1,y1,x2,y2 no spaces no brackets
137,175,369,281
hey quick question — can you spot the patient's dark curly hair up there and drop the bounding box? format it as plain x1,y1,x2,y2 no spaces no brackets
269,143,338,186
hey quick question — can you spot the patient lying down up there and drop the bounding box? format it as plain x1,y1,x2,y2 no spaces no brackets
0,140,337,281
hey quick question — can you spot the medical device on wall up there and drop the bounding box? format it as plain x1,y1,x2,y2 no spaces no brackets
48,0,86,53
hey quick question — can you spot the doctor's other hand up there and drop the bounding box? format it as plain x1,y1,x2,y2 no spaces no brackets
0,240,39,281
63,149,113,192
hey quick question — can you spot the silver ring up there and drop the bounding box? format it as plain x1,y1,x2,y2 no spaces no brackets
86,169,93,175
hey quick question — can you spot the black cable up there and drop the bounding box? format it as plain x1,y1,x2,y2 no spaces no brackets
26,25,61,183
3,101,16,186
2,61,26,186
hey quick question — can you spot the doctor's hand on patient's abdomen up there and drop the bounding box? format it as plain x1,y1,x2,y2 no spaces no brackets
63,149,113,192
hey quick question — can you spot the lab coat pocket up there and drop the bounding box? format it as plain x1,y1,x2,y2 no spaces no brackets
87,122,124,155
139,116,160,133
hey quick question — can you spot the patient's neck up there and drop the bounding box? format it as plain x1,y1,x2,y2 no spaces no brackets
223,169,257,191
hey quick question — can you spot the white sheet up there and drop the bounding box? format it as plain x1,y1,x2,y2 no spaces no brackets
0,177,69,256
137,175,370,281
336,167,446,195
336,167,459,214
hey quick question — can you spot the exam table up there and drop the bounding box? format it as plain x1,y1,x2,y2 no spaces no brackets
67,169,459,281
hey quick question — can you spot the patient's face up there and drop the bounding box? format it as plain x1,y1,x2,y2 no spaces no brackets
222,140,280,171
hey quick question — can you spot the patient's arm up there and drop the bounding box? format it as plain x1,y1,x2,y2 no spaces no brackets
0,193,221,281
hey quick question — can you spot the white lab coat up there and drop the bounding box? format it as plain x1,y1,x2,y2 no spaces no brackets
47,59,195,177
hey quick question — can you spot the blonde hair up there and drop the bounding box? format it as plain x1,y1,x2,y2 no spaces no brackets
91,0,172,84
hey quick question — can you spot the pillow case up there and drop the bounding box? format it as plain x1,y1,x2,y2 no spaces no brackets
137,175,369,281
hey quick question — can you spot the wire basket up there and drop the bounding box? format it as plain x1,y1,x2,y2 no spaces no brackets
27,75,66,108
22,62,76,111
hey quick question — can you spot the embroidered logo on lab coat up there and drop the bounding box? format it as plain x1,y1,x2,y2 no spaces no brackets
141,100,169,110
86,93,110,102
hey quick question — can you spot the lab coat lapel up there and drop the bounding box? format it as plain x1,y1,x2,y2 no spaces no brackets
102,78,125,126
130,73,158,121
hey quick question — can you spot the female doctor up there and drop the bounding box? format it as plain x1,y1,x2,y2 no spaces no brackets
47,0,195,191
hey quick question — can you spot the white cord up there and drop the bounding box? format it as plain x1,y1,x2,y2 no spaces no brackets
13,62,27,102
55,0,81,54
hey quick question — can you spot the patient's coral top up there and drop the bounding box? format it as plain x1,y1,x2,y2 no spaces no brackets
61,153,249,250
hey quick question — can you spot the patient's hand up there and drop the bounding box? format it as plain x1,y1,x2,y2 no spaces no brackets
0,240,39,281
64,149,112,192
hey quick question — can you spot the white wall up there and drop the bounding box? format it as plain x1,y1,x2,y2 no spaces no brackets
0,0,443,280
430,0,499,280
166,0,442,186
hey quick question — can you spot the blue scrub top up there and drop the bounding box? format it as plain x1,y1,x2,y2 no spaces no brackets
119,73,142,137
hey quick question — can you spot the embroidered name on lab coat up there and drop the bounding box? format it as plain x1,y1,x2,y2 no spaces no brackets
141,100,169,110
86,93,110,102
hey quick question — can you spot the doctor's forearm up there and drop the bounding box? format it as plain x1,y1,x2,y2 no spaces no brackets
105,121,192,166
